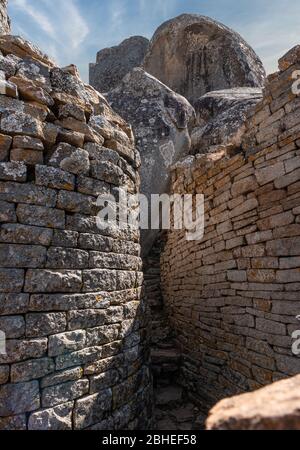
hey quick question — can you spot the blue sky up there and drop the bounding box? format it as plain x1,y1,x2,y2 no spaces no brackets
8,0,300,83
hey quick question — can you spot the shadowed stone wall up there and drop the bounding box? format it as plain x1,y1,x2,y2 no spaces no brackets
160,47,300,414
0,33,152,430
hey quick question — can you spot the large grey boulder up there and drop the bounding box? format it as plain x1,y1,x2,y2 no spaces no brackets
143,14,266,105
106,68,195,254
191,88,263,153
0,0,10,35
89,36,149,93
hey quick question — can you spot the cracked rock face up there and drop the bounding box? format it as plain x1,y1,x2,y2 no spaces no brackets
191,87,263,153
143,14,266,105
89,36,150,93
106,68,196,255
206,375,300,430
0,0,10,35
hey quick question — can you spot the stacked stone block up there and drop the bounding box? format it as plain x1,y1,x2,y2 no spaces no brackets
0,35,152,430
161,47,300,412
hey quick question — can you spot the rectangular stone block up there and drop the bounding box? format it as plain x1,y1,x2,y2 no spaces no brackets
35,165,75,191
247,269,276,283
55,347,103,371
276,269,300,283
41,367,83,388
11,357,55,383
13,135,44,150
0,200,16,222
89,370,120,394
82,269,117,292
0,315,25,338
0,293,29,315
48,330,86,357
57,190,97,215
67,309,108,331
0,162,27,182
42,379,89,408
77,175,110,197
0,181,56,206
256,317,286,335
73,389,112,429
86,324,120,347
0,268,24,293
0,381,40,416
0,224,53,246
29,292,109,312
26,312,67,338
90,160,124,185
255,161,285,185
0,338,48,365
0,365,9,385
267,237,300,256
0,244,46,268
24,269,82,293
0,133,12,161
17,204,65,229
52,230,78,248
28,402,73,430
46,247,89,269
11,148,43,165
78,233,112,252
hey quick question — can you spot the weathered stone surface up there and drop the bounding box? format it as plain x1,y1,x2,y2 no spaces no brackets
143,14,265,105
0,199,16,222
10,75,54,106
35,165,75,191
49,143,90,175
90,36,149,93
0,1,10,35
24,269,82,293
11,148,43,165
0,243,46,268
0,293,29,315
206,375,300,430
0,268,24,293
107,68,195,254
48,330,86,357
46,247,89,269
11,357,55,383
0,315,25,338
0,133,12,161
73,389,112,429
0,381,40,416
28,402,73,430
26,313,67,337
0,224,53,246
17,204,65,229
0,35,54,67
0,161,27,182
42,379,89,408
191,88,262,152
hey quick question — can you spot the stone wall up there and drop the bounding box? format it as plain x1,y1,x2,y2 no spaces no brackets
160,48,300,413
0,35,152,430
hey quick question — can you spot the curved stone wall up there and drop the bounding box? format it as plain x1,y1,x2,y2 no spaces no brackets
160,48,300,413
0,35,152,430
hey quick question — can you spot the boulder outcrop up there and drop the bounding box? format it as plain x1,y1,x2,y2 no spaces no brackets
206,375,300,430
143,14,266,105
106,68,195,254
191,88,263,153
89,36,149,93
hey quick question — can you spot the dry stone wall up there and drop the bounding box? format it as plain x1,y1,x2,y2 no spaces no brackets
160,48,300,413
0,34,152,430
